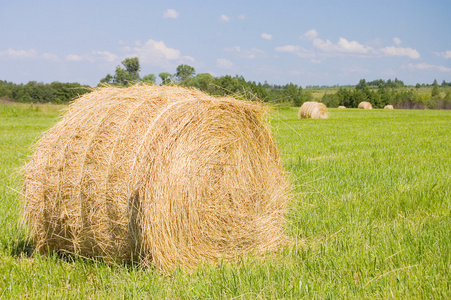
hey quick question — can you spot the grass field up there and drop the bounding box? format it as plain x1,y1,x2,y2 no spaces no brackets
0,103,450,299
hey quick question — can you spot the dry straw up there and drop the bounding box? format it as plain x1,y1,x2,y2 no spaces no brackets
358,101,373,110
22,84,290,272
298,101,328,119
384,105,394,109
338,106,346,109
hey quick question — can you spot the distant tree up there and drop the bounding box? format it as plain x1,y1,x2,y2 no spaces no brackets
190,73,215,92
355,79,367,90
431,80,440,97
103,57,142,85
321,93,339,107
159,72,173,85
113,65,129,85
394,78,404,88
100,74,113,84
302,90,314,103
176,64,195,82
142,74,156,84
283,83,303,106
121,57,140,81
415,83,421,89
378,86,394,106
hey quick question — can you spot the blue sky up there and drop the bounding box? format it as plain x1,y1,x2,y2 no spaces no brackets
1,0,450,87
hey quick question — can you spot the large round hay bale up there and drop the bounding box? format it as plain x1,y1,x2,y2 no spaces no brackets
338,106,346,109
298,101,328,119
358,101,372,109
384,105,394,109
22,85,290,272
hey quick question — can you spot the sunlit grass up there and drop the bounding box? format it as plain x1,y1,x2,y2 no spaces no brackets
0,104,450,299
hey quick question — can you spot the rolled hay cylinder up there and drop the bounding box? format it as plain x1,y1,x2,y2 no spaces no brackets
298,101,328,119
21,85,290,272
358,101,373,109
384,105,394,109
338,106,346,109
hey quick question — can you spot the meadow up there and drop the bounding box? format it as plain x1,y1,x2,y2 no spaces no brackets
0,103,450,299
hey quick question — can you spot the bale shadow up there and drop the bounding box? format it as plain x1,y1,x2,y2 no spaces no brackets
9,238,35,258
8,238,147,272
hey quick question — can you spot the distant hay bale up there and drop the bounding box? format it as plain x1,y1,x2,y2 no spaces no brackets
22,84,290,272
338,106,346,109
298,101,328,119
358,101,372,109
384,105,394,109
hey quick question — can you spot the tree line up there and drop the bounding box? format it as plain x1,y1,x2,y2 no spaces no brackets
0,80,89,103
1,57,450,109
321,79,451,109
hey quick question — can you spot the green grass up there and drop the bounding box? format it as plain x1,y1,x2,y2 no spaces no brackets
1,104,450,299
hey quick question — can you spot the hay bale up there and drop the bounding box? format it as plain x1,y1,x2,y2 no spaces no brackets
21,85,290,272
384,105,394,109
298,101,328,119
338,106,346,109
358,101,372,109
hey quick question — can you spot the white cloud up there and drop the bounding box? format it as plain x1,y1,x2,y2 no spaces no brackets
66,54,84,61
379,46,420,59
126,39,194,66
0,48,37,58
261,33,272,40
238,14,246,20
280,30,421,60
92,51,118,62
163,9,179,19
312,36,372,54
275,45,314,60
220,14,230,22
436,50,451,59
393,37,402,45
225,46,266,59
275,45,301,53
406,63,451,72
216,58,234,69
336,38,371,53
41,53,59,61
302,29,318,41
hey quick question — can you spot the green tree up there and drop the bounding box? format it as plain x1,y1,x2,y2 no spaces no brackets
142,74,156,84
431,79,440,97
283,83,303,106
106,57,141,85
113,66,129,85
355,79,367,90
176,64,195,82
190,73,215,93
121,57,140,81
159,72,173,85
100,74,113,84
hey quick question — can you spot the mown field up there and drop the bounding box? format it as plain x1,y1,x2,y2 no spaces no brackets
0,103,450,299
